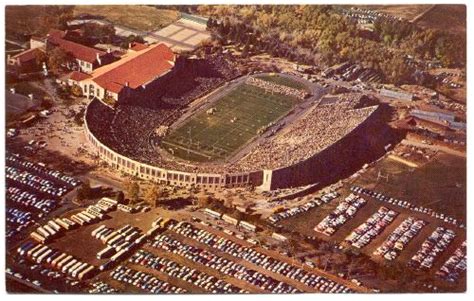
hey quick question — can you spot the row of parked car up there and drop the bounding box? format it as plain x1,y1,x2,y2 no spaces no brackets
6,208,34,238
6,154,81,188
268,192,339,224
168,222,352,293
374,217,427,261
110,265,185,293
345,206,398,249
7,186,57,214
436,241,466,282
88,281,120,293
314,194,367,236
6,166,71,198
130,249,245,293
151,234,291,293
6,154,80,241
6,153,81,188
409,227,456,270
351,186,464,228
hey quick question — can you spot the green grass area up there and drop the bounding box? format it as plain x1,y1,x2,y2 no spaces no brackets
354,153,466,221
256,74,309,91
162,83,298,162
73,5,179,32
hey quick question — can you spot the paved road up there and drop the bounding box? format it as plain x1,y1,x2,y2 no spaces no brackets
401,139,466,158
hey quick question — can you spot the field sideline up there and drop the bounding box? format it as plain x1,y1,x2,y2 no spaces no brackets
162,82,300,162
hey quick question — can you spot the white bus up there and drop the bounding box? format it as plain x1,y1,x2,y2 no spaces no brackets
36,249,53,264
57,255,73,269
91,225,106,237
62,258,78,273
27,244,43,257
78,265,95,280
72,262,88,278
204,208,222,219
51,253,67,268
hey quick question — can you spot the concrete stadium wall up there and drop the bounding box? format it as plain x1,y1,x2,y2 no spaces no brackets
263,106,390,190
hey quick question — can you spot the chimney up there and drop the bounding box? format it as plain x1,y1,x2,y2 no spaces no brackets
128,42,132,49
107,48,111,54
96,53,102,65
125,81,129,87
10,88,15,94
28,94,34,100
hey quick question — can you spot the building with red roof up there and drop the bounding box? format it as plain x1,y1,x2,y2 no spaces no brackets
7,48,44,76
45,29,115,74
76,42,176,102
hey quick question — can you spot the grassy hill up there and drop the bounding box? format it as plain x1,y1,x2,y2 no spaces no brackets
414,4,466,35
73,5,179,32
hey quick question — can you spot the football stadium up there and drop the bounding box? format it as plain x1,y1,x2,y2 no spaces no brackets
84,52,391,191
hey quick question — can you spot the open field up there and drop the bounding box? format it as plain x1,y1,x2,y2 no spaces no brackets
353,153,466,221
73,5,179,32
414,4,466,35
162,83,299,162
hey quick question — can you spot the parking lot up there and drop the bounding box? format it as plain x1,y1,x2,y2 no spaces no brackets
274,186,466,288
6,153,81,243
7,192,368,294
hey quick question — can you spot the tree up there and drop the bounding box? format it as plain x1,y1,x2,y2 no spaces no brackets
197,191,210,208
124,179,140,204
145,184,168,207
120,35,146,49
76,179,91,201
35,50,48,66
83,23,116,44
48,47,73,74
115,191,125,204
71,84,83,97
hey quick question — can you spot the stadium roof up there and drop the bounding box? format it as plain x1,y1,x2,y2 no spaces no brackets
92,43,175,94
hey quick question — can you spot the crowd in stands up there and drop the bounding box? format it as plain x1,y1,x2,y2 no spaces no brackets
245,77,309,100
231,95,378,172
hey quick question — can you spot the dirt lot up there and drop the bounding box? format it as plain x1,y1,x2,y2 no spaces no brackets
353,153,466,221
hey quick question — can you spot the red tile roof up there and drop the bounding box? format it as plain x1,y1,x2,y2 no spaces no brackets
93,43,175,94
47,30,106,64
11,48,43,64
130,42,149,52
70,71,91,81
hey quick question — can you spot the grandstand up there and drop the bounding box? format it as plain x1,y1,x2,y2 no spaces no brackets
85,67,387,191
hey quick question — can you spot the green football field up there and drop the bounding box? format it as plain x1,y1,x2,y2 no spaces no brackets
162,82,300,162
